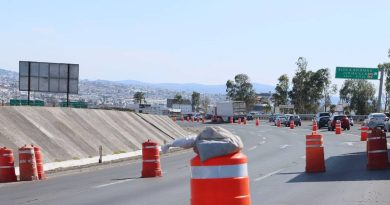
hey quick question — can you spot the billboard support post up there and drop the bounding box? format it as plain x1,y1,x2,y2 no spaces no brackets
27,62,31,106
67,64,70,107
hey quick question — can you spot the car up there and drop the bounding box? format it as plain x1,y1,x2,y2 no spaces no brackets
284,115,301,127
364,113,387,129
193,113,203,120
246,113,254,121
347,115,354,126
318,116,329,129
328,115,350,131
269,114,278,122
274,116,287,126
314,112,331,123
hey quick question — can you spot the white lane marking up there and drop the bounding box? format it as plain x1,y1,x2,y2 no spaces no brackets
280,144,290,149
254,169,284,182
93,179,134,189
248,146,257,151
342,142,354,146
258,141,266,145
262,137,267,140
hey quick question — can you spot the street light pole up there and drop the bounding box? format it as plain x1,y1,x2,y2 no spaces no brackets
377,64,384,112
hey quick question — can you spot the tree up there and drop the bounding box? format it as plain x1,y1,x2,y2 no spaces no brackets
200,96,211,114
191,91,200,112
173,93,183,104
329,104,337,114
324,84,337,112
272,74,289,106
263,102,272,114
133,92,145,104
226,74,257,110
289,57,331,113
339,79,376,115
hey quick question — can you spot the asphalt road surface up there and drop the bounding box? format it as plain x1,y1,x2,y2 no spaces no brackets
2,121,390,205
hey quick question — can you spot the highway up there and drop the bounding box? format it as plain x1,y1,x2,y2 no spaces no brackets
2,121,390,205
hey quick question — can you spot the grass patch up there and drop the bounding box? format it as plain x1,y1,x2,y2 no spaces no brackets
113,150,126,155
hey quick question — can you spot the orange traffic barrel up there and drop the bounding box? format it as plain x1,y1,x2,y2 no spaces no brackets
243,118,247,125
230,117,234,124
191,152,250,205
367,128,390,170
361,126,368,141
0,147,17,183
276,119,281,127
187,116,190,122
305,133,325,173
19,145,38,181
181,116,184,122
31,145,45,180
196,118,199,123
335,120,341,134
237,118,241,125
173,117,177,123
312,120,317,133
290,120,295,129
255,118,260,126
141,140,162,177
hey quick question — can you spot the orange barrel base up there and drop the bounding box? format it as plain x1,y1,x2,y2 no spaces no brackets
141,140,162,178
367,129,390,170
191,152,250,205
0,147,17,183
305,134,325,173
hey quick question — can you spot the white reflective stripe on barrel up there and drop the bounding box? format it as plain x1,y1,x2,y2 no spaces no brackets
306,145,323,148
19,150,34,154
143,159,160,163
0,166,14,168
2,154,12,157
191,164,248,179
144,146,160,149
19,159,35,164
306,139,322,142
368,150,388,154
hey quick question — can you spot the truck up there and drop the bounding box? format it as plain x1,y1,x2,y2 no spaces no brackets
213,101,246,122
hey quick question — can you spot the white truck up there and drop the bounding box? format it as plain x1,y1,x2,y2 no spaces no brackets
213,101,246,122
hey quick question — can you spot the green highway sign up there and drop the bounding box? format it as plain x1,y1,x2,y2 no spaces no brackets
335,67,379,80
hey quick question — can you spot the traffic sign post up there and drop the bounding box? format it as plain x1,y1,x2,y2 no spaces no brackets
335,67,379,80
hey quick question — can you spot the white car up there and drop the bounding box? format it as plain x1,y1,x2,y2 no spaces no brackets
364,113,387,129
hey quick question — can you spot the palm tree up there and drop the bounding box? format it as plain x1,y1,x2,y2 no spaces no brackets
133,92,145,104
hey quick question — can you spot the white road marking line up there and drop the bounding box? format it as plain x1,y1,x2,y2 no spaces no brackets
93,179,134,189
248,146,257,151
280,144,290,149
341,142,354,146
262,137,267,140
258,141,266,145
254,169,284,182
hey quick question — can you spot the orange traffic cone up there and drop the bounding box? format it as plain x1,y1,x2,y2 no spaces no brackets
141,140,162,177
243,118,247,125
312,120,317,133
367,128,390,170
230,117,234,124
255,118,259,126
361,126,368,141
335,120,341,134
305,133,325,172
290,120,295,129
190,152,250,205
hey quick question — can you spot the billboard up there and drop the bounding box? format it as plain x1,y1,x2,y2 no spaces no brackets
19,61,79,94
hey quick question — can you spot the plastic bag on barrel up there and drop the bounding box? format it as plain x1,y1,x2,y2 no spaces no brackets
162,126,243,162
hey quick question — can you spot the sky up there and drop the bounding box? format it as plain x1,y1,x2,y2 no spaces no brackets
1,0,390,89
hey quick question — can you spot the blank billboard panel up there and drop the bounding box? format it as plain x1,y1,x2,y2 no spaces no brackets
19,62,29,77
39,77,49,92
19,61,79,94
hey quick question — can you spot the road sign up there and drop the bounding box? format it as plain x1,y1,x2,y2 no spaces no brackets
335,67,378,80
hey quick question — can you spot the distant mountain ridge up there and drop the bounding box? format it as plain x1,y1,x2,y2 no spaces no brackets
117,80,275,94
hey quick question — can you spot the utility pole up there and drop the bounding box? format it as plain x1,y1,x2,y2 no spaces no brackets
377,64,385,112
